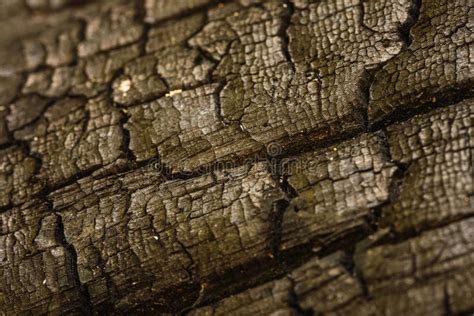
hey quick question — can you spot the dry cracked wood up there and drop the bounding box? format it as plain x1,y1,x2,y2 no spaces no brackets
0,0,473,315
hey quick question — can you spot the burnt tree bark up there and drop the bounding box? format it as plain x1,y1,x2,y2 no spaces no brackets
0,0,473,315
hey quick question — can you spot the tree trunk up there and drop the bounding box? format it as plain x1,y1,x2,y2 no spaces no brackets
0,0,472,315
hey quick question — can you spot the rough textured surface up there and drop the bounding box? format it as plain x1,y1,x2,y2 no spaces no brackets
13,94,124,188
280,132,397,254
0,146,42,208
356,218,474,315
49,163,287,313
0,0,472,315
189,252,374,316
191,217,474,316
0,201,91,315
382,100,473,234
369,0,473,125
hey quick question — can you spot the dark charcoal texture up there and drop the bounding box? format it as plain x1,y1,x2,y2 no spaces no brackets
0,0,472,315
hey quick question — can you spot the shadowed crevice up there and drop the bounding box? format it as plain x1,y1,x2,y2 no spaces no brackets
53,210,93,315
398,0,423,47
